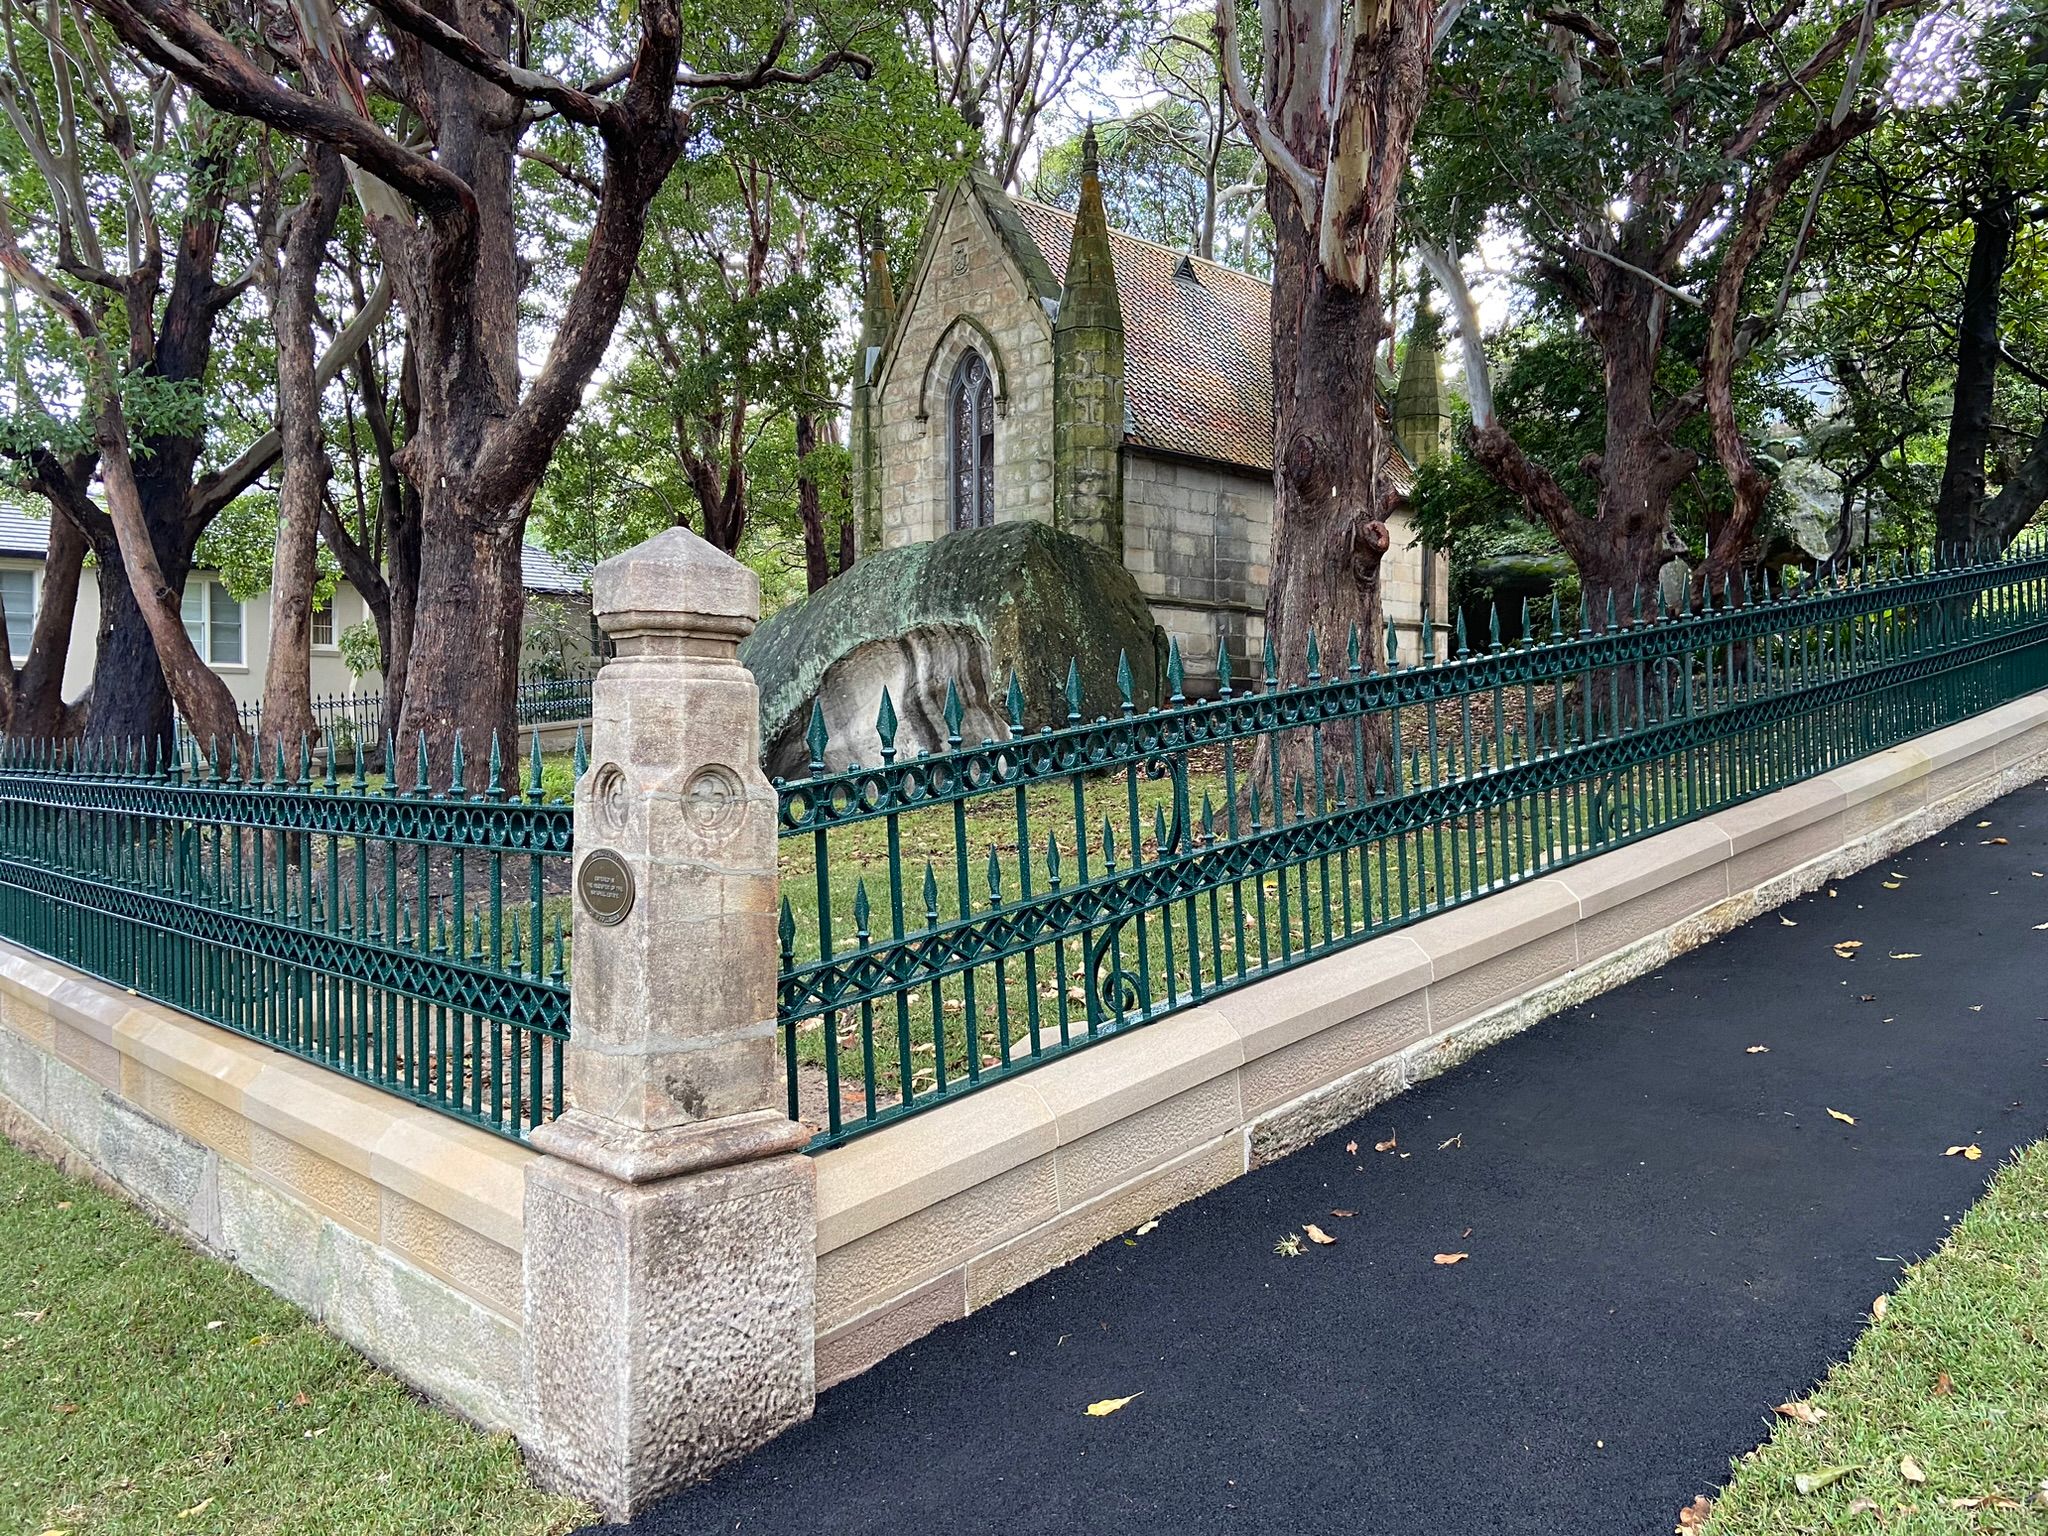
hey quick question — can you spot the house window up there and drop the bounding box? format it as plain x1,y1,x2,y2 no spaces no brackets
311,600,335,648
181,580,244,667
948,349,996,531
0,569,36,661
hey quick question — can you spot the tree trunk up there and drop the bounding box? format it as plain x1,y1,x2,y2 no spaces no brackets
259,149,347,764
1935,196,2017,551
796,409,830,593
84,534,180,751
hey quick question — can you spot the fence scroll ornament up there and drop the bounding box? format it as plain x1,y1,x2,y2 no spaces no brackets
774,540,2048,1149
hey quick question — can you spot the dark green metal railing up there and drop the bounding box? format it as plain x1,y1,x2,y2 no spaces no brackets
776,539,2048,1150
0,733,573,1140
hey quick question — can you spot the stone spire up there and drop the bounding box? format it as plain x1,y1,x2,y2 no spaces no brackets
852,237,898,555
1052,124,1126,554
1393,290,1449,466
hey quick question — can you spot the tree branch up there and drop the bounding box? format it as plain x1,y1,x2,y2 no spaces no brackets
1213,0,1320,219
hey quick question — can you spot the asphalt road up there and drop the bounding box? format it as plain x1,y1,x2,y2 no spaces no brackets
606,783,2048,1536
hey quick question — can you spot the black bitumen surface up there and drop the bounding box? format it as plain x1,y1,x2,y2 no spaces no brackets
608,785,2048,1536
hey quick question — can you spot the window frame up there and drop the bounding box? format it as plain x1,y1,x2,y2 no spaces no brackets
946,349,997,532
180,579,247,670
0,566,39,663
310,597,337,651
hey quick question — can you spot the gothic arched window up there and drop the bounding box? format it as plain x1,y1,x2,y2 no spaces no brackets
948,350,996,531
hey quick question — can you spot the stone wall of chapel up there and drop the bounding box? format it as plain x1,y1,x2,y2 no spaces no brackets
873,193,1056,550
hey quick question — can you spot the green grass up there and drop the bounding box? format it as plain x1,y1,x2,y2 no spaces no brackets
0,1136,587,1536
1702,1140,2048,1534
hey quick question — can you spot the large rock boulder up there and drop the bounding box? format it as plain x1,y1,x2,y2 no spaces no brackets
742,522,1164,778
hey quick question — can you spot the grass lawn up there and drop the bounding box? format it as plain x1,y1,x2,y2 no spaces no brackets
0,1136,586,1536
1702,1138,2048,1534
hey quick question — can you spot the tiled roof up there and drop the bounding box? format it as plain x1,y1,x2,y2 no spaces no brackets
1010,200,1412,494
0,496,53,558
0,492,587,593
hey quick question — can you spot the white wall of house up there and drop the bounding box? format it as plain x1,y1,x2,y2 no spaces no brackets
0,558,384,709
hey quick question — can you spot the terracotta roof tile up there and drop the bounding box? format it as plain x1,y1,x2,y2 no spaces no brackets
1012,199,1412,495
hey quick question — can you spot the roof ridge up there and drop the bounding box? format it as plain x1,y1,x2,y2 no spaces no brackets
1011,196,1271,295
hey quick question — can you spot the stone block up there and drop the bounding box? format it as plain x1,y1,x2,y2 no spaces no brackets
1425,926,1579,1029
99,1091,218,1243
219,1161,325,1312
815,1270,967,1390
524,1153,814,1518
250,1123,380,1235
381,1190,524,1321
0,984,53,1048
965,1133,1244,1310
1574,864,1731,956
1247,1053,1406,1166
1216,936,1432,1063
1726,813,1848,893
1236,993,1432,1119
1054,1074,1242,1206
52,1018,120,1090
813,1083,1056,1253
1026,1005,1241,1145
1552,822,1730,918
326,1222,526,1435
816,1153,1058,1329
0,1021,47,1122
134,1066,253,1165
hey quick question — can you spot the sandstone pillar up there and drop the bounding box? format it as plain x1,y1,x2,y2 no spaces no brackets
522,526,814,1521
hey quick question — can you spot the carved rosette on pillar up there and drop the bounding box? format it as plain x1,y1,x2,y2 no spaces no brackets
522,526,815,1520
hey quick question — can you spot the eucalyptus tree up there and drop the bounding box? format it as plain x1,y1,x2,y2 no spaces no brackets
80,0,882,765
908,0,1146,186
1411,0,1935,613
0,2,369,750
1031,11,1268,268
1212,0,1466,724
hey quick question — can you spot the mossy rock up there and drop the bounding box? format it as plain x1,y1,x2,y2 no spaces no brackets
743,522,1164,777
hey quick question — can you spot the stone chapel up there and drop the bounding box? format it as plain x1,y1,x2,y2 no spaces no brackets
850,129,1454,696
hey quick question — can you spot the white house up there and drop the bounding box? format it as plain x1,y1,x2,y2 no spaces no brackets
0,496,592,711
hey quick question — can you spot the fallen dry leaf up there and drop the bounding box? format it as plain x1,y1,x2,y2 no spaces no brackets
1901,1454,1927,1484
1438,1133,1463,1150
1846,1499,1880,1516
1675,1494,1714,1531
1373,1134,1398,1153
1780,915,1798,926
1873,1294,1890,1320
1828,1108,1858,1125
1135,1220,1158,1237
1747,1045,1771,1054
1794,1466,1859,1496
1304,1223,1337,1246
1776,1400,1828,1425
1833,940,1864,958
1330,1209,1356,1218
1989,836,2010,845
1890,951,1923,960
1945,1145,1984,1161
176,1499,213,1519
1934,1371,1954,1397
1978,821,1993,827
1433,1251,1470,1266
1345,1140,1359,1155
1884,881,1902,890
1083,1393,1143,1417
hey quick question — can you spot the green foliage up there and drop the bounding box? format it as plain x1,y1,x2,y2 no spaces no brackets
338,619,382,680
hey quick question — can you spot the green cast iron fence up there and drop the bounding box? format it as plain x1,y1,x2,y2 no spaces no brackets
776,540,2048,1150
0,733,574,1140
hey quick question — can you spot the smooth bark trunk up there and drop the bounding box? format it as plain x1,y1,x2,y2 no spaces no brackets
259,149,348,762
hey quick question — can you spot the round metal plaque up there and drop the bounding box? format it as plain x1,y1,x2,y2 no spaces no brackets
577,848,636,926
